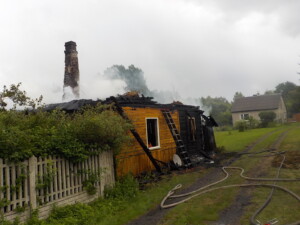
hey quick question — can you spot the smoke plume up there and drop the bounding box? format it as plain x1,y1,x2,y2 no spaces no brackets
103,64,180,103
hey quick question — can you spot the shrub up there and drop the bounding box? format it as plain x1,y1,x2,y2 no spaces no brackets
248,116,259,129
0,104,131,162
104,174,139,200
258,111,276,128
234,120,248,132
215,126,233,132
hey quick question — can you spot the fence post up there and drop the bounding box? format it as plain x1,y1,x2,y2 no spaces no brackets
28,156,37,209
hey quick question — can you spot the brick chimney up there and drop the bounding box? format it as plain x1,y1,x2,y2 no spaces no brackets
63,41,80,100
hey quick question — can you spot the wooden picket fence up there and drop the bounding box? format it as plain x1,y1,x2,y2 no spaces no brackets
0,151,115,222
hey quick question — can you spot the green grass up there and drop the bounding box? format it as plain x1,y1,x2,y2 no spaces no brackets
19,171,201,225
160,124,300,225
215,127,279,152
91,171,201,225
240,125,300,225
215,124,296,152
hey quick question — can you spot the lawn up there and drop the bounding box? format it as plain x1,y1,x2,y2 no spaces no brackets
214,125,291,152
160,124,300,225
239,125,300,225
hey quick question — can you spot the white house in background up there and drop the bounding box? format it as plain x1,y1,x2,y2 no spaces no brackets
231,94,287,125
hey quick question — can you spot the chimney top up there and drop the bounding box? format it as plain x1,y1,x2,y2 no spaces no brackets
64,41,77,53
65,41,76,46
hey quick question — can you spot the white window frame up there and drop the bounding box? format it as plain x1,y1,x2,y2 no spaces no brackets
146,117,160,150
241,113,249,120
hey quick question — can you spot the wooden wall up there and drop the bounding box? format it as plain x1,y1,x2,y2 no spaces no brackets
177,108,204,157
116,107,180,177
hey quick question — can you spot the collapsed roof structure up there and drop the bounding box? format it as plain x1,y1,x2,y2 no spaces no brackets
46,93,218,176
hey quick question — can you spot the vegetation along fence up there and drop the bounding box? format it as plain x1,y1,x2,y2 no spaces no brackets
0,150,115,222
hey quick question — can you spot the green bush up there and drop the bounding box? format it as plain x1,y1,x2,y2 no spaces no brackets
234,120,248,132
258,111,276,128
104,174,139,200
215,126,233,132
0,104,131,162
45,203,94,225
248,116,259,129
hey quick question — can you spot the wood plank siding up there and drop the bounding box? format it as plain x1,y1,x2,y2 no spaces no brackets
116,107,180,176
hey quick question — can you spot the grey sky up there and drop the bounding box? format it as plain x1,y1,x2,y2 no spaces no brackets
0,0,299,104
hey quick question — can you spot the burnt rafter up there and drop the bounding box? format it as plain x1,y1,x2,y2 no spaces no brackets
109,96,162,173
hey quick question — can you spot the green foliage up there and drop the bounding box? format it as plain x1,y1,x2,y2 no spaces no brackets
274,81,299,117
104,174,139,200
0,198,10,208
0,104,131,162
25,210,43,225
233,92,244,102
80,169,103,195
248,116,259,129
285,86,300,117
46,203,94,225
258,111,276,127
36,162,56,197
14,205,26,213
215,126,232,132
200,96,232,126
105,175,138,199
264,90,275,95
275,81,297,98
0,83,43,110
234,120,248,132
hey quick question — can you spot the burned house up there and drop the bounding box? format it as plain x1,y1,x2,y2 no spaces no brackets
108,95,218,176
46,41,218,177
46,94,218,177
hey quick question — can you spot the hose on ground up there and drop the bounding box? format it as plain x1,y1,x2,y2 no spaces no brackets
249,155,285,225
160,154,300,225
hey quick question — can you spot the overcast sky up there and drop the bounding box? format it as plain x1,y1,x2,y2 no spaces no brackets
1,0,300,104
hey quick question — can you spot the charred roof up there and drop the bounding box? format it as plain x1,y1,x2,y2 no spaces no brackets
45,94,203,113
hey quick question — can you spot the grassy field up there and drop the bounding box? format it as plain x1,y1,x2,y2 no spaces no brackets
160,124,300,225
17,123,300,225
214,126,286,152
239,126,300,225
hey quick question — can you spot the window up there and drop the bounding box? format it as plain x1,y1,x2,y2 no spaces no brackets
188,116,196,141
146,118,160,149
241,113,249,120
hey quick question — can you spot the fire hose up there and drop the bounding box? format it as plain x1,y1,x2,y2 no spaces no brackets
160,155,300,225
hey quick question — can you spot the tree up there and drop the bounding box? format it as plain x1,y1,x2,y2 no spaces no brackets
258,111,276,127
0,83,43,110
285,86,300,115
274,81,299,117
201,96,232,126
233,92,244,102
264,90,275,95
275,81,297,98
103,65,151,96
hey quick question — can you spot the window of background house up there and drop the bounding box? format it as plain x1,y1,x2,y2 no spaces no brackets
188,116,196,141
241,113,249,120
146,118,160,149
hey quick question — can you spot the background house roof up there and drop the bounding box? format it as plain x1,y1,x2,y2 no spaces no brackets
231,94,282,113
